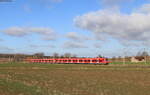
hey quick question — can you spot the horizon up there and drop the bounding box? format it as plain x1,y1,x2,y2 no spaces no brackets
1,0,150,57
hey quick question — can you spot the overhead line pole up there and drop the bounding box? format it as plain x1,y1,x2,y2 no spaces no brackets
123,48,126,65
144,48,147,64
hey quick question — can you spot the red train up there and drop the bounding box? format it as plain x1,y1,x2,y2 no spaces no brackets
27,57,110,65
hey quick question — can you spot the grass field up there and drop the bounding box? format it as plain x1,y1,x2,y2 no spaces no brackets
0,62,150,95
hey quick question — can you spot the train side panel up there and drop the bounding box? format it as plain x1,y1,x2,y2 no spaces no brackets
27,58,110,65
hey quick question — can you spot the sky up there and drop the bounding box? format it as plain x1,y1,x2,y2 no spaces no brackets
0,0,150,57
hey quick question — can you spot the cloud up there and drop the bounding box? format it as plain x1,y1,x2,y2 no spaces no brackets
23,5,32,13
94,43,102,48
51,0,63,3
29,44,55,48
74,5,150,46
1,26,57,41
66,32,91,42
0,38,4,41
2,27,28,37
119,40,142,47
21,0,63,12
100,0,134,7
0,0,12,2
39,0,63,4
137,4,150,14
63,41,88,48
0,46,14,53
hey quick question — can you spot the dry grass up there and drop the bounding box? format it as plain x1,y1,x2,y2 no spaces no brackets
0,63,150,95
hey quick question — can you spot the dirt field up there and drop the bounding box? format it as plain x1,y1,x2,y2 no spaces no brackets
0,63,150,95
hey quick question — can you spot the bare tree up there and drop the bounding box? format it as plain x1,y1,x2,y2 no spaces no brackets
34,53,44,58
98,54,103,58
64,53,72,58
141,51,149,57
136,51,149,57
72,54,77,58
53,53,59,58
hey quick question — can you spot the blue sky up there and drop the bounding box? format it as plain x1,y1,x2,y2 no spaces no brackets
0,0,150,57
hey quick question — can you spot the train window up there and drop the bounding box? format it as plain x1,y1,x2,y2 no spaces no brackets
84,60,88,62
99,59,103,62
79,60,82,62
65,60,68,63
92,60,98,62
